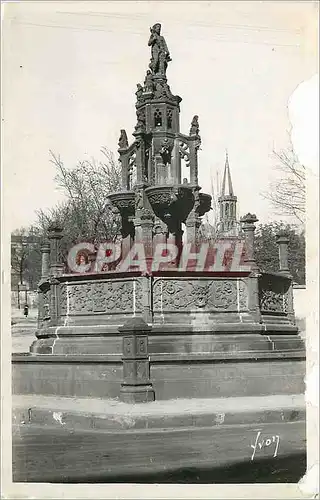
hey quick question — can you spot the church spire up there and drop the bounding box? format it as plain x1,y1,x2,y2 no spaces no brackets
217,151,238,236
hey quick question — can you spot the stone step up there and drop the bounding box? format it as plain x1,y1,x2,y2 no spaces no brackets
13,393,305,432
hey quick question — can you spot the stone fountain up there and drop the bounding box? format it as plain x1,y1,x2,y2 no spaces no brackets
12,23,305,404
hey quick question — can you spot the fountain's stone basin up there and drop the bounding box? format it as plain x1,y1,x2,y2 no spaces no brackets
12,270,305,400
29,270,299,355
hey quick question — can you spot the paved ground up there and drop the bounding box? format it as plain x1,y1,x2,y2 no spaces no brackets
11,313,37,353
12,393,306,483
11,307,38,322
12,421,306,483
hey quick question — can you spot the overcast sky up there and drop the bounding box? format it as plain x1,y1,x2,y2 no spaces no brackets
3,1,318,232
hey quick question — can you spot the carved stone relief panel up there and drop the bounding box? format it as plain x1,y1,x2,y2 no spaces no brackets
152,279,239,312
66,280,139,315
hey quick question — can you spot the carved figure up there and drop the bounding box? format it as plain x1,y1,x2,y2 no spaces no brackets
135,190,144,210
118,129,128,149
135,83,144,102
189,115,200,136
134,109,146,132
160,138,172,165
148,23,171,75
143,70,154,93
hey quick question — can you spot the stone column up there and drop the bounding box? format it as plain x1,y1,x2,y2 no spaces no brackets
240,213,260,323
147,149,154,185
133,134,146,185
47,222,64,326
37,241,51,328
276,233,290,274
119,152,129,190
154,154,167,185
48,222,64,276
185,210,201,246
134,210,154,271
119,317,155,403
136,276,152,324
40,241,50,279
171,224,184,268
120,216,134,269
121,234,133,268
171,137,181,184
276,232,295,324
189,139,199,185
240,213,259,271
153,217,168,247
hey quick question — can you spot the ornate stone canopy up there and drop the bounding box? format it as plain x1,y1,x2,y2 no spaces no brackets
109,24,212,255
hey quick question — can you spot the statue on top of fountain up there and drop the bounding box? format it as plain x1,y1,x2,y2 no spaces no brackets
148,23,172,76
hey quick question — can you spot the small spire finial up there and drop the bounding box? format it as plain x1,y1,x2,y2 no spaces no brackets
221,149,234,196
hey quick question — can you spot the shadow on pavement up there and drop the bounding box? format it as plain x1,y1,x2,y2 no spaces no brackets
45,453,306,484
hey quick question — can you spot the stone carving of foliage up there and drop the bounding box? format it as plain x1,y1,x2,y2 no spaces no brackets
115,198,135,209
67,280,136,315
283,292,289,314
213,281,237,309
148,191,174,206
153,279,186,310
153,279,238,312
68,283,94,313
193,282,211,308
260,290,284,313
92,282,107,312
111,282,134,312
134,279,144,313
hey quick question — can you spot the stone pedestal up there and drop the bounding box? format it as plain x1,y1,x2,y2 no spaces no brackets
119,317,155,403
47,222,64,328
47,222,64,276
276,232,295,325
240,213,261,323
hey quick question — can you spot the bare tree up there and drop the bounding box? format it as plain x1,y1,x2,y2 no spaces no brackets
263,148,306,223
11,226,42,291
36,147,122,260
